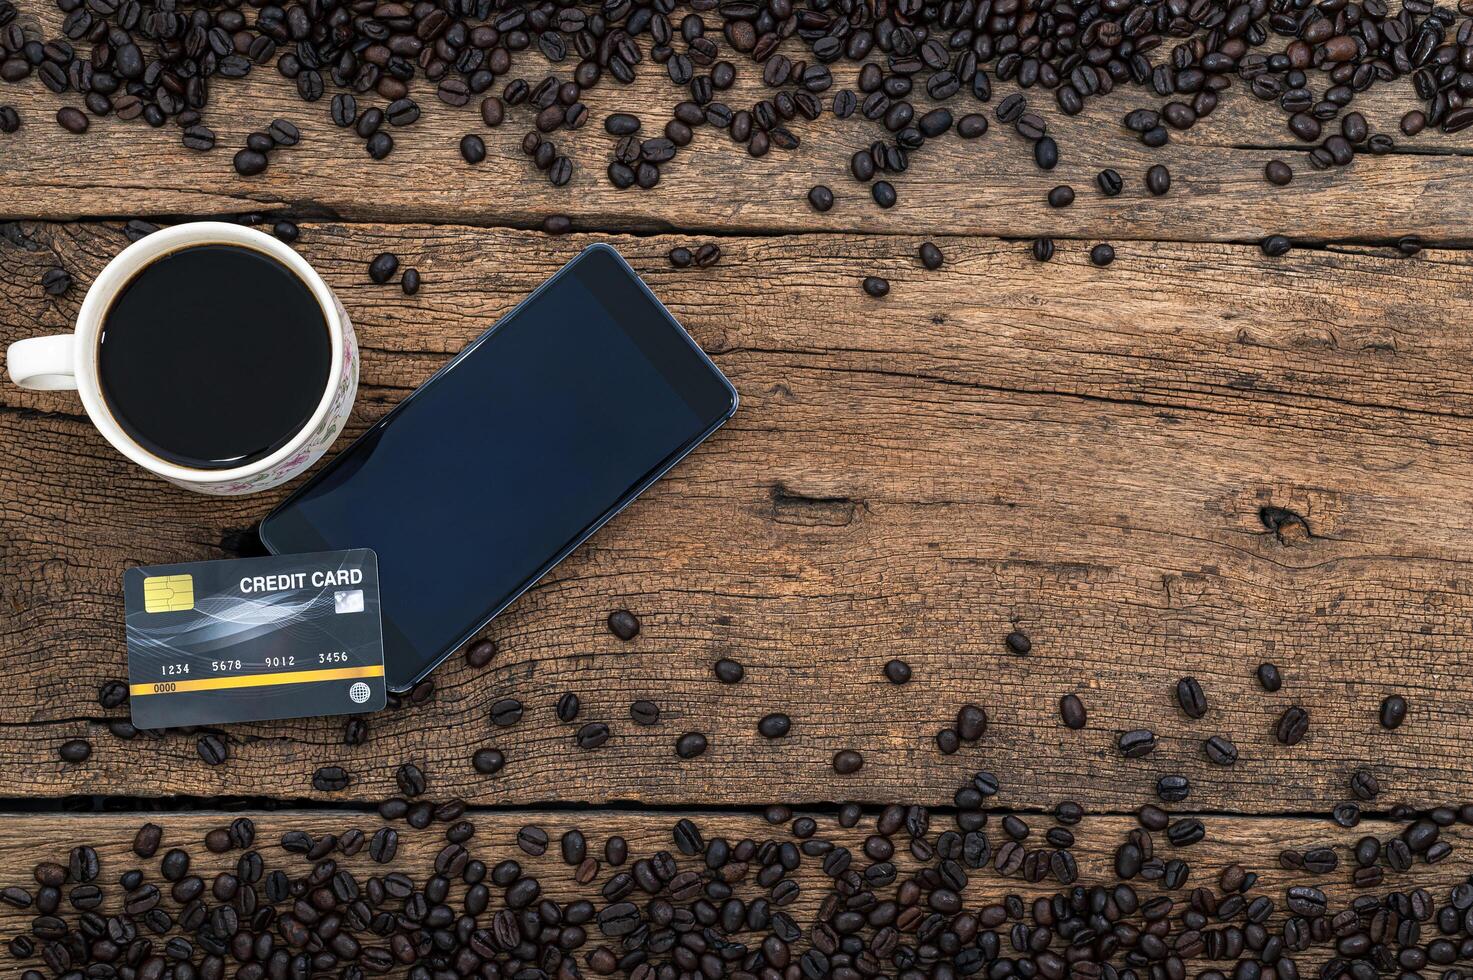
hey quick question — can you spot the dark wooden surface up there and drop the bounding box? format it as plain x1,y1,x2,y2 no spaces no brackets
2,0,1473,912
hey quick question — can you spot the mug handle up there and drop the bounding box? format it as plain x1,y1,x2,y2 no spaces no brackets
7,335,77,391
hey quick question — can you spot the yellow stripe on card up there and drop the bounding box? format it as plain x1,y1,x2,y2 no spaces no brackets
130,664,384,697
142,574,194,612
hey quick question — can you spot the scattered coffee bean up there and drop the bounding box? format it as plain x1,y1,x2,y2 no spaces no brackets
195,734,228,766
607,610,640,640
1145,164,1171,195
466,638,497,668
629,700,660,725
918,242,944,270
1256,662,1282,692
1090,244,1116,266
575,722,611,749
862,276,890,298
714,658,744,683
757,713,791,738
675,732,708,759
1059,694,1087,730
1265,160,1294,185
883,659,911,684
311,766,350,792
1032,238,1055,262
34,268,68,301
1275,705,1310,745
460,133,486,164
832,749,864,774
368,252,399,284
808,185,834,212
1175,677,1207,718
1262,234,1291,257
400,267,421,295
1379,694,1407,729
471,748,505,775
58,739,90,763
1005,631,1031,654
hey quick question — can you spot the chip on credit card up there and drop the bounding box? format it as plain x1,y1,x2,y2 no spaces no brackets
124,550,386,729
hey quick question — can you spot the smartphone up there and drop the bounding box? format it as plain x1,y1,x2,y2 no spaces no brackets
260,244,739,692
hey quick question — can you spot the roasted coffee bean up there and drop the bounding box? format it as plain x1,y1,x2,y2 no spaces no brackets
556,692,581,723
1005,631,1031,654
56,106,87,133
1060,693,1086,729
1275,706,1310,745
1046,184,1074,208
808,185,834,212
1096,168,1123,196
1145,164,1171,195
1176,677,1206,718
400,267,421,294
330,93,356,127
312,766,350,791
1262,234,1291,257
695,243,720,267
466,638,497,667
460,133,486,163
1204,734,1238,766
758,713,791,738
1265,160,1294,185
133,824,162,858
608,610,640,640
956,704,986,741
472,747,505,775
1118,729,1157,758
862,275,890,298
1379,694,1407,729
0,105,17,133
1032,238,1055,262
58,739,90,763
872,181,896,208
832,749,864,774
490,699,523,726
714,658,744,683
629,700,660,726
1256,662,1283,691
368,252,399,284
918,242,943,270
575,722,611,749
884,659,911,684
395,763,427,797
232,148,268,176
1157,774,1190,802
1350,769,1379,800
675,732,708,758
196,734,228,766
40,267,72,296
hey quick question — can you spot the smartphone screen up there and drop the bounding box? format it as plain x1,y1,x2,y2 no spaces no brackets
260,245,738,691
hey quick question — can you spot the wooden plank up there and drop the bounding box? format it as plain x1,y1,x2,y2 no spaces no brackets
0,4,1470,239
2,222,1473,809
0,809,1463,949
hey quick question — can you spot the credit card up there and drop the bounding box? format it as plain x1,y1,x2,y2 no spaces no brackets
124,549,386,729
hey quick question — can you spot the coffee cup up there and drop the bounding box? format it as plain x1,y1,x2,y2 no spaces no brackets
6,221,357,495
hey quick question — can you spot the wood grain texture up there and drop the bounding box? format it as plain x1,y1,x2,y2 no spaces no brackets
2,221,1473,809
0,809,1463,941
0,4,1470,239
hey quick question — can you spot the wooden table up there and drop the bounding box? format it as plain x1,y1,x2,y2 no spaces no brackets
3,0,1473,959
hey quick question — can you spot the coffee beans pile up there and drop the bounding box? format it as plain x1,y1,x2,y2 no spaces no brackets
3,0,1473,210
6,769,1473,980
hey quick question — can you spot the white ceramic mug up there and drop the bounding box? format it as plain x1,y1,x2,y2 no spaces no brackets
5,221,358,495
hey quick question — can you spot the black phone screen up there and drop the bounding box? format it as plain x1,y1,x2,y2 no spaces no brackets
260,245,738,691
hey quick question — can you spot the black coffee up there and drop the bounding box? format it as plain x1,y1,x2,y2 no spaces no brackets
98,243,331,470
